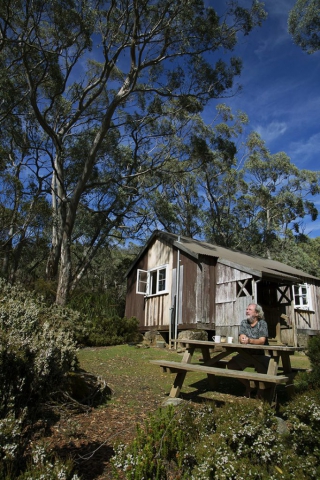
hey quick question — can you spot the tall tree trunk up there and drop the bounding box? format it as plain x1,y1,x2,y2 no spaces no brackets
46,242,62,281
9,233,26,283
46,169,62,280
1,237,12,279
55,232,72,305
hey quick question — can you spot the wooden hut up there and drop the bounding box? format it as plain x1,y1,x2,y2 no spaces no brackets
125,230,320,346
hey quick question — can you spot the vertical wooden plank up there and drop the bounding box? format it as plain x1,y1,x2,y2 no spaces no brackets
178,265,183,325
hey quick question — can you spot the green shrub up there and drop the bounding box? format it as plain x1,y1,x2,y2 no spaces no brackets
86,315,142,347
112,405,195,479
0,279,80,477
68,289,125,321
68,290,141,346
306,335,320,387
112,393,320,480
293,370,311,392
17,444,79,480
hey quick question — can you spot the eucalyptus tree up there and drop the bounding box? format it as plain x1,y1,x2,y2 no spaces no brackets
198,105,250,247
234,134,320,258
0,0,267,304
184,125,320,257
0,103,53,283
148,103,251,242
288,0,320,54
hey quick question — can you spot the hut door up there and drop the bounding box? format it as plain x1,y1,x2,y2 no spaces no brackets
276,284,295,345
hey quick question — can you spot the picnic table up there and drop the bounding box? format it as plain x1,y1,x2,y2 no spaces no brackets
150,339,305,404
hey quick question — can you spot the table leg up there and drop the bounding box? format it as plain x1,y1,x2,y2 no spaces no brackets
199,346,220,389
169,346,195,397
206,373,218,390
267,355,280,376
281,353,292,373
281,353,295,398
181,346,195,363
258,382,277,405
169,371,187,398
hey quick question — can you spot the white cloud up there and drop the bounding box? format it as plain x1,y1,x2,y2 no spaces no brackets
289,132,320,167
254,121,287,144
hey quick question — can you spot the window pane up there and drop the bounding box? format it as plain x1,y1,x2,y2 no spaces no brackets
137,270,148,293
158,268,166,291
293,283,311,309
150,271,157,294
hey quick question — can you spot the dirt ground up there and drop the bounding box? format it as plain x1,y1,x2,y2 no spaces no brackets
47,400,158,479
46,346,177,479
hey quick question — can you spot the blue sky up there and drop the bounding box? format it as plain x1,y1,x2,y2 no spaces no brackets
206,0,320,237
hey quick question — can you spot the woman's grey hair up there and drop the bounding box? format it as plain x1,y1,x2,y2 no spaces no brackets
252,303,264,320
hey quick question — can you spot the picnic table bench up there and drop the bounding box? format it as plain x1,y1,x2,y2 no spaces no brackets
151,339,304,404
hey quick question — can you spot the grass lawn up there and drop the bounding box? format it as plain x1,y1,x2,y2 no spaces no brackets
77,344,310,410
49,345,310,480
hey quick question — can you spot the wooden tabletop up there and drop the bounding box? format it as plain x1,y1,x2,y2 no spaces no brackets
176,338,305,352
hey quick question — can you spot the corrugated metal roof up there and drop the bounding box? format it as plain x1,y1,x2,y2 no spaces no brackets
127,230,320,283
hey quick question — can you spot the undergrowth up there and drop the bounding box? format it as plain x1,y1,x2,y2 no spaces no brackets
112,391,320,480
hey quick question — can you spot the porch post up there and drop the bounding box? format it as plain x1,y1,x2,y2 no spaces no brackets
290,288,298,347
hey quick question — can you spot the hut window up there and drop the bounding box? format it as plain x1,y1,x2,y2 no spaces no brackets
137,270,148,294
293,284,313,310
136,265,168,296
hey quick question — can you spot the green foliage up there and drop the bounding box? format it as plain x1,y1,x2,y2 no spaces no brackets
0,279,80,418
282,390,320,475
112,405,197,479
306,335,320,387
68,289,125,319
293,370,312,392
68,288,141,346
288,0,320,54
0,0,267,304
0,279,80,477
86,316,142,347
112,394,320,479
11,444,79,480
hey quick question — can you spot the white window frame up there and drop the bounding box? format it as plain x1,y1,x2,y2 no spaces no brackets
293,283,313,311
136,269,148,295
136,265,169,296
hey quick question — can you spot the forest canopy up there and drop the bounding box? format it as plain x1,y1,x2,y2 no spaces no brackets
0,0,319,305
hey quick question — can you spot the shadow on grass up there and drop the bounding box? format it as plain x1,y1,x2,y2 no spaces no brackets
175,376,291,409
53,441,115,480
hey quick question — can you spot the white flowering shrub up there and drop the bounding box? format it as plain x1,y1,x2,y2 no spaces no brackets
0,279,80,417
0,279,81,478
112,395,320,480
18,444,80,480
281,390,320,477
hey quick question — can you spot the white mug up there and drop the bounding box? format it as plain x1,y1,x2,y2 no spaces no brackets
227,336,233,343
212,335,221,343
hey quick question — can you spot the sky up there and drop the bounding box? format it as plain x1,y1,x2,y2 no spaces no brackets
205,0,320,237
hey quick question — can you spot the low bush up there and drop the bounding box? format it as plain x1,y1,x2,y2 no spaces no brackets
68,290,141,346
5,443,79,480
112,391,320,480
68,289,125,323
306,335,320,387
0,279,81,478
86,315,143,346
